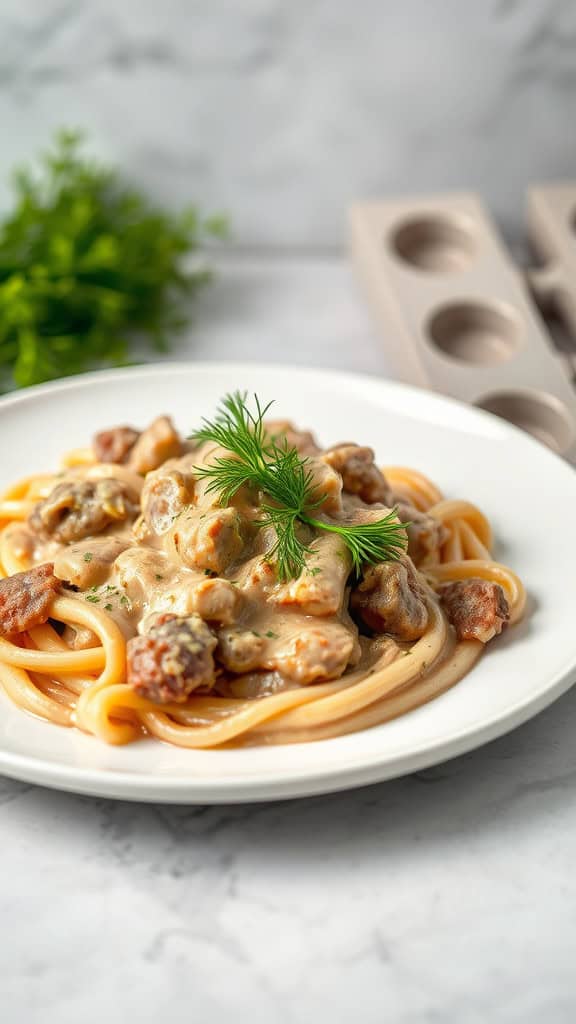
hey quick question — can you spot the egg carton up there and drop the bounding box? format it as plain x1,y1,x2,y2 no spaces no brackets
350,190,576,461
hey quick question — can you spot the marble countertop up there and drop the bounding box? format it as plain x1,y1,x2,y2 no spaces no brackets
2,257,576,1023
3,2,574,248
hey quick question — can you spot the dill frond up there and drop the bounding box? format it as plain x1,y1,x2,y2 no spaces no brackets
192,392,407,581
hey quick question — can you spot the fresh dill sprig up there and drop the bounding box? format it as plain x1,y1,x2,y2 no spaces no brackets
191,391,407,581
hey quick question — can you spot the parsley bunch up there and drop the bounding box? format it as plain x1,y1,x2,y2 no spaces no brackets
0,129,226,389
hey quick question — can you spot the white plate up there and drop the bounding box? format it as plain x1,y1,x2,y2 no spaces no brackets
0,362,575,802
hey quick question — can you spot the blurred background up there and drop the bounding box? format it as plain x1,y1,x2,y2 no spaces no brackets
2,0,574,251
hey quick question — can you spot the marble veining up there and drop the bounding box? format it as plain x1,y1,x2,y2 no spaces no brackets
0,1,575,246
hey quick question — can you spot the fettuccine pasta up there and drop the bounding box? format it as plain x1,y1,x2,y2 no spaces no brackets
0,409,525,748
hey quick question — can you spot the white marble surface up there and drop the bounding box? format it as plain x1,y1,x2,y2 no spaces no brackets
1,1,576,246
2,257,576,1022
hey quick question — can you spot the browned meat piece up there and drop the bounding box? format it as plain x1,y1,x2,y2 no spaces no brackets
172,508,246,574
127,613,217,704
276,623,357,684
323,445,394,506
272,533,351,616
306,460,343,514
29,479,139,543
351,557,429,640
128,416,182,475
141,468,194,535
439,579,509,643
192,578,243,625
93,426,140,464
264,420,320,456
397,502,447,565
0,564,58,636
216,628,266,673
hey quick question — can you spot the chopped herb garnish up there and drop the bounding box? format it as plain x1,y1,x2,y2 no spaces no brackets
104,603,113,611
119,595,129,607
83,552,93,563
251,630,261,638
85,594,100,603
265,630,279,639
154,573,164,581
307,567,322,577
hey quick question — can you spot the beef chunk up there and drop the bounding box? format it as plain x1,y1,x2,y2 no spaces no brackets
0,563,58,636
191,579,243,625
264,420,320,456
128,416,182,475
93,426,140,464
29,479,139,543
127,613,217,704
173,508,246,574
305,459,343,515
216,628,266,673
277,624,357,684
272,532,350,616
439,579,509,643
351,557,429,640
141,468,194,535
397,502,447,565
323,444,394,506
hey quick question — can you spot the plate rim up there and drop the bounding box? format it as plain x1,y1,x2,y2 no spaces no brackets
0,667,574,802
0,360,575,803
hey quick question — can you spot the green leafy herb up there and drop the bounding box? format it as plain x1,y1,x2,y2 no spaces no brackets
0,129,227,390
191,392,407,581
85,594,100,603
83,552,93,562
154,573,164,581
104,602,113,611
265,630,279,639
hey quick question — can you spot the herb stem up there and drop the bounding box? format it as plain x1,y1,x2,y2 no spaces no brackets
192,392,407,581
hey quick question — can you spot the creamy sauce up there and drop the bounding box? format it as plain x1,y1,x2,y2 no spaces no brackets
0,414,524,749
15,440,399,688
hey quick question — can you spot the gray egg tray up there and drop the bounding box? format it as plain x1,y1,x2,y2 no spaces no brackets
350,189,576,461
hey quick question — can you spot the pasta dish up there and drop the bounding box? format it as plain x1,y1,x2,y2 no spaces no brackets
0,392,526,748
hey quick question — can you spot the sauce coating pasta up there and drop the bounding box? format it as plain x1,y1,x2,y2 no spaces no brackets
0,411,526,748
